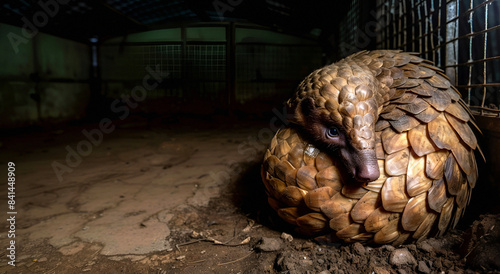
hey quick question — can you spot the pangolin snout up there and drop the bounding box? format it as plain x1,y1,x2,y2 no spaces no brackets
353,150,380,182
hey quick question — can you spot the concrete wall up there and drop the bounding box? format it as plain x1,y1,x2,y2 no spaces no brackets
0,23,90,128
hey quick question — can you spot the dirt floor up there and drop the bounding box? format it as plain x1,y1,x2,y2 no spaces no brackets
0,114,499,274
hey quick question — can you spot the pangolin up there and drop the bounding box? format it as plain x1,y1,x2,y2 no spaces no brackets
261,50,482,244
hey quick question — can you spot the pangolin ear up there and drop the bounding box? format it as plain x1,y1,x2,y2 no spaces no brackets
292,97,316,125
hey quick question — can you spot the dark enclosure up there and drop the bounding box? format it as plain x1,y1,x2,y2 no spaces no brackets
0,0,499,273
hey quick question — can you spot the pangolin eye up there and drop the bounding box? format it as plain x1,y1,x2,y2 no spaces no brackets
326,127,339,138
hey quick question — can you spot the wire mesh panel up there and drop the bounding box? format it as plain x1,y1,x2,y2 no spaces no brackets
376,0,445,66
99,25,323,114
141,44,182,80
185,45,226,81
375,0,500,116
336,0,383,59
235,44,322,104
453,0,500,115
338,0,361,56
101,44,183,80
185,44,226,102
100,43,228,103
100,44,183,99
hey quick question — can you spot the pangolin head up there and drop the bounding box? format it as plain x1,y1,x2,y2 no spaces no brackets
288,61,381,182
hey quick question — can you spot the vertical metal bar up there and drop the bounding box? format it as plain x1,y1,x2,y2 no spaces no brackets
399,0,403,48
384,0,387,49
383,0,387,49
394,0,398,49
392,0,396,48
32,34,42,123
88,39,102,117
226,22,236,116
445,0,458,85
467,0,473,106
430,0,435,61
386,0,390,49
423,0,428,58
389,0,396,48
436,0,441,65
181,24,187,100
392,0,395,49
418,1,423,53
438,0,446,67
411,0,415,51
480,3,489,111
160,45,163,87
402,0,407,49
386,0,392,49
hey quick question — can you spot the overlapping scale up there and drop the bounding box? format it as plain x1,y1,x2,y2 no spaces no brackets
428,113,460,150
427,178,448,213
364,207,398,233
389,115,421,133
446,112,477,150
385,148,410,176
425,150,448,179
406,151,433,197
381,175,409,212
351,191,380,223
408,124,438,157
401,193,429,231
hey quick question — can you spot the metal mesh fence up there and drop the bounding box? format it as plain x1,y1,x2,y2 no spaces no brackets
100,43,227,102
100,44,183,99
185,45,226,81
235,44,322,104
100,44,183,80
142,44,183,80
99,26,323,113
376,0,445,64
375,0,500,116
184,44,227,101
338,0,361,55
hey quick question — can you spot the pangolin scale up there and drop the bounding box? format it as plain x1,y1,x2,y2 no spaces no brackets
261,50,482,245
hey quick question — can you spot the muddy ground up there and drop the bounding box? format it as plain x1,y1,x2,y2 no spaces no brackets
0,115,499,273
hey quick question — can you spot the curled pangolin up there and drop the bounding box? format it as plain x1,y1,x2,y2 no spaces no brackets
261,50,483,245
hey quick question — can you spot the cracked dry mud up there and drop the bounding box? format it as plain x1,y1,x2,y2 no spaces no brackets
0,118,498,273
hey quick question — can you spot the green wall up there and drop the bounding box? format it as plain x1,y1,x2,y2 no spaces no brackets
0,23,90,128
